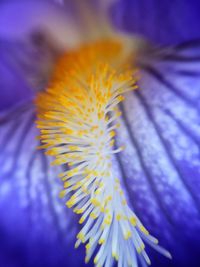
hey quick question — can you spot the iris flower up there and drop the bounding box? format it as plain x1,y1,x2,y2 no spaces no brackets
0,1,200,267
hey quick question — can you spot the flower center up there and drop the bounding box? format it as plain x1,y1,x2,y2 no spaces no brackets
36,39,171,267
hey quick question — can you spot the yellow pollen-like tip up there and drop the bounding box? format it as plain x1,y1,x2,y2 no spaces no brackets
64,181,71,188
85,257,89,263
130,216,137,226
90,212,98,219
122,199,127,205
59,190,66,198
100,206,105,213
136,243,145,254
112,253,119,261
116,214,122,221
98,238,105,245
109,130,116,138
75,208,84,214
104,214,112,225
91,198,100,206
85,243,91,250
94,256,98,265
77,232,85,243
124,230,132,240
117,95,125,102
79,218,85,224
139,225,149,235
66,199,75,208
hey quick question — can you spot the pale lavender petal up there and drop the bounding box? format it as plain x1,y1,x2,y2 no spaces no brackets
115,40,200,267
0,40,33,110
0,0,82,111
0,103,93,267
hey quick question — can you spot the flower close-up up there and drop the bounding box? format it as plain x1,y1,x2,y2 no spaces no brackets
0,1,200,267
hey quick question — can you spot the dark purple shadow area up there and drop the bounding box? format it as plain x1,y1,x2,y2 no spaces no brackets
111,0,200,45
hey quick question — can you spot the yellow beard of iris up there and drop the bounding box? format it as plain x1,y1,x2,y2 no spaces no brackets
36,39,171,267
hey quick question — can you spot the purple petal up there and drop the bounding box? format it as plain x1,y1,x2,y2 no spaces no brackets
0,0,82,50
0,40,33,111
111,1,200,45
0,104,93,267
115,40,200,267
0,0,82,111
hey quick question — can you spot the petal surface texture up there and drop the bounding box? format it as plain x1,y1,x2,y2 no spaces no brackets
0,104,93,267
111,0,200,45
0,40,33,110
117,40,200,267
